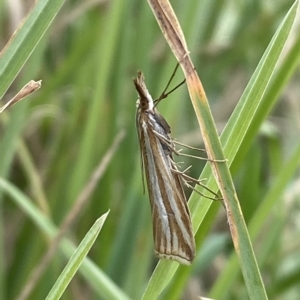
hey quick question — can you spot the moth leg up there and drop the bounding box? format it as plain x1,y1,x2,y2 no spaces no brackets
169,157,222,199
153,130,226,163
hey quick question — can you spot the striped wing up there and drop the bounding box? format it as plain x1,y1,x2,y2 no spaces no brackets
138,112,195,265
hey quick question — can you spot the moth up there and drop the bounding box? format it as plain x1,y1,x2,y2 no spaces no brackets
134,71,196,265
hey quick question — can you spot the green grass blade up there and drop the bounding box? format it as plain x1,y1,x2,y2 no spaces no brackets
210,142,300,298
0,178,130,300
231,30,300,171
66,0,126,204
141,1,298,299
45,212,109,300
2,1,300,299
0,0,65,97
0,3,65,296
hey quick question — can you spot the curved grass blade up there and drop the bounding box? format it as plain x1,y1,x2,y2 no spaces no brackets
142,1,298,299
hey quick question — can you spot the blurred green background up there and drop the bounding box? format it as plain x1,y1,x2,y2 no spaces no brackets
1,0,300,299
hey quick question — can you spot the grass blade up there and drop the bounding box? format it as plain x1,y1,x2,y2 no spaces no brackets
142,1,298,299
0,178,130,300
45,212,109,300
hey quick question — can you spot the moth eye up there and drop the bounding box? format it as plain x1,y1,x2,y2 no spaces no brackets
141,99,148,109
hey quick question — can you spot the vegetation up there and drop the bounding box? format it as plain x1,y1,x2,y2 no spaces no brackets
0,0,299,299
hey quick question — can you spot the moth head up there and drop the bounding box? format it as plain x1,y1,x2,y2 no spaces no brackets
133,72,154,111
